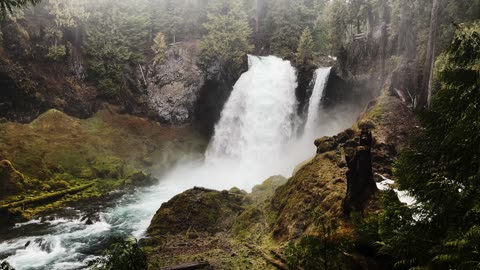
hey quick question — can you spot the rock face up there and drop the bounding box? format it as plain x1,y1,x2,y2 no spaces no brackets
147,187,244,236
144,178,287,269
146,46,205,125
342,128,378,215
0,21,208,126
0,160,28,198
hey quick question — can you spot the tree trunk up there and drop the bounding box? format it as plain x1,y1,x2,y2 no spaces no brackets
366,3,374,40
422,0,440,108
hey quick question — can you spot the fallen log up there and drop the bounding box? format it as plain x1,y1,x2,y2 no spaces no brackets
160,261,211,270
0,184,94,210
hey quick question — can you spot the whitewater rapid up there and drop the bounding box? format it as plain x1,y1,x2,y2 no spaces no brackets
0,57,335,269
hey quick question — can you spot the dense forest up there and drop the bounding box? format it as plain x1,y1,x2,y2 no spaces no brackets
0,0,479,269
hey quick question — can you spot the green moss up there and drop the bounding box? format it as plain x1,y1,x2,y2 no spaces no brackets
0,109,208,221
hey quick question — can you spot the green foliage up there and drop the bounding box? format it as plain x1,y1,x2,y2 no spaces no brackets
379,22,480,269
89,237,148,270
285,210,351,270
157,0,183,43
324,0,348,54
45,0,89,28
84,0,149,98
97,79,121,98
265,0,315,58
151,32,167,65
200,0,253,79
0,0,40,17
296,27,315,70
46,44,66,61
0,261,15,270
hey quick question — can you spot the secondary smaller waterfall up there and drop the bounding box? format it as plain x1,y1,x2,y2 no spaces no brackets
303,67,332,139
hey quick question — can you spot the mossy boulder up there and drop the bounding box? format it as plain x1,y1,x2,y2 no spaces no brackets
0,109,207,223
314,136,338,154
147,187,245,236
0,160,28,198
269,151,347,241
356,90,417,148
249,175,287,205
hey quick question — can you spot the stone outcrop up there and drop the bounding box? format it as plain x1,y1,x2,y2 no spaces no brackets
145,45,205,125
147,187,244,236
342,128,378,216
0,160,28,198
144,178,287,269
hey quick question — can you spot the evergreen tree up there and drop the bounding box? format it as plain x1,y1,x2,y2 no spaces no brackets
0,0,40,17
159,0,183,43
84,0,149,97
200,0,253,80
43,0,89,61
380,22,480,269
151,32,167,64
266,0,315,58
324,0,348,54
296,27,315,70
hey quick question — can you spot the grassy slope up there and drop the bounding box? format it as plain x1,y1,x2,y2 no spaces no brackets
0,109,207,222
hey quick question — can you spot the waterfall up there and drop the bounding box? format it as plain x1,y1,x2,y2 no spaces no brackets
0,58,341,270
206,55,297,163
303,67,332,140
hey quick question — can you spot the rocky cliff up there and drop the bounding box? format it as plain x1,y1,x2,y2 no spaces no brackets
144,43,205,125
0,18,212,127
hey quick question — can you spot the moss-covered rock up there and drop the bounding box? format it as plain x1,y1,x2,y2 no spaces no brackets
148,187,245,236
0,109,207,223
0,160,28,198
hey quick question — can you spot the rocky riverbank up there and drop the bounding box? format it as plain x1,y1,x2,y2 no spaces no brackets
0,109,208,227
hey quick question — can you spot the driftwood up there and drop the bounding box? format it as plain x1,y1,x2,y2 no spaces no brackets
160,262,210,270
0,184,94,210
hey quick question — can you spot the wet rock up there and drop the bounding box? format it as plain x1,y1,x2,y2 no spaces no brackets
34,238,53,253
315,136,338,154
334,129,355,144
146,47,205,125
0,160,28,198
80,216,95,225
147,187,245,236
130,171,157,187
85,218,94,225
342,130,378,216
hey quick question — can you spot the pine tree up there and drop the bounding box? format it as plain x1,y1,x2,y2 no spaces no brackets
151,32,167,64
380,22,480,269
84,0,149,97
159,0,183,43
0,0,41,17
296,27,315,70
200,0,253,80
324,0,348,55
266,0,314,58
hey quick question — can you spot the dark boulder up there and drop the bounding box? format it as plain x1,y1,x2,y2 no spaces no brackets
147,188,245,236
342,130,378,216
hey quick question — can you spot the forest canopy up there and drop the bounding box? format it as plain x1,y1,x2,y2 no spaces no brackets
2,0,478,100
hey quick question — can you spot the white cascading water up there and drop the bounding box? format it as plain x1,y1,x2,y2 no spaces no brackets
207,56,297,160
0,55,308,270
303,67,332,141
